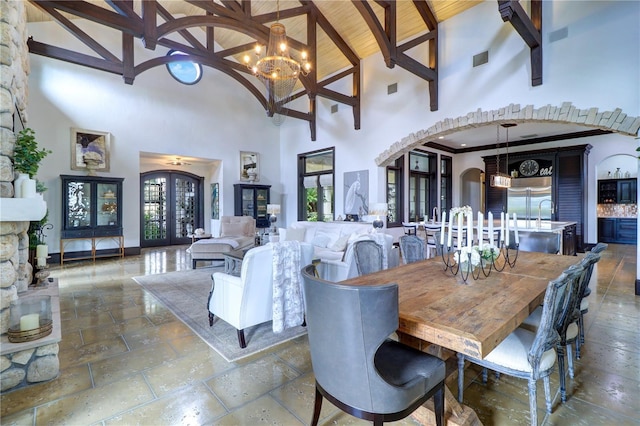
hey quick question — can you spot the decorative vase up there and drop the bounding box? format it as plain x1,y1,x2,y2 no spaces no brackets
614,168,622,179
14,173,29,198
84,158,101,176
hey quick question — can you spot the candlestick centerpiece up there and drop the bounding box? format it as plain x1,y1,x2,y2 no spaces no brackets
439,207,519,283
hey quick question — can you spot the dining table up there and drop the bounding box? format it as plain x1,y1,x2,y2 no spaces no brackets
341,250,582,425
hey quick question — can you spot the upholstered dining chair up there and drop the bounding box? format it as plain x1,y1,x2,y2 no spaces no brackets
578,243,607,342
458,269,576,426
520,262,589,403
301,265,446,426
353,239,383,275
399,235,425,264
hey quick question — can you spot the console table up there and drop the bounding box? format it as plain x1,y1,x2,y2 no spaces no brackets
60,235,124,265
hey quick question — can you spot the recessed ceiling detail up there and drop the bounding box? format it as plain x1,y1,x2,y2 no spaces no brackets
375,102,640,167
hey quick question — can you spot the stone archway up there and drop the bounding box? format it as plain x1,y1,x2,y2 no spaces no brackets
375,102,640,167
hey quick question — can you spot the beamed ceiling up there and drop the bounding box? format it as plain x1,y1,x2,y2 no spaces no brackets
26,0,552,143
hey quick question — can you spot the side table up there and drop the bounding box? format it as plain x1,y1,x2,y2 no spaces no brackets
223,249,248,276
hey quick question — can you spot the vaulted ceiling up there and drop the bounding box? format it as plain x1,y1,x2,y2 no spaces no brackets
27,1,586,148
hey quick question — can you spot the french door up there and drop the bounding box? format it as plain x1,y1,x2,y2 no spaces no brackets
140,171,203,248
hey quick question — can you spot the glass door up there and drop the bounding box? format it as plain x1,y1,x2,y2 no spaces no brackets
141,171,203,247
97,182,119,227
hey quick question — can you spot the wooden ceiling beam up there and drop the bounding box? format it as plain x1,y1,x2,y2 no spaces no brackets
352,0,439,110
32,1,144,35
141,0,157,49
27,37,123,74
104,0,137,19
499,0,542,86
156,3,205,51
30,2,121,63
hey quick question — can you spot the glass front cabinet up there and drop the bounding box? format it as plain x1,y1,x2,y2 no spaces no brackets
61,175,124,238
234,184,271,228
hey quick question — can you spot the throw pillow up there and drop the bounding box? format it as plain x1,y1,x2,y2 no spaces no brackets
329,234,350,252
285,227,306,242
221,222,245,237
311,232,332,248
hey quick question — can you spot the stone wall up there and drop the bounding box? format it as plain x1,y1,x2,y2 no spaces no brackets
0,0,59,393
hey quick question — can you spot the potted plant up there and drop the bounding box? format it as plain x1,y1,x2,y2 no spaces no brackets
13,128,51,197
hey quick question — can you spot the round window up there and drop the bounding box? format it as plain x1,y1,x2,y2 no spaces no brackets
165,50,202,85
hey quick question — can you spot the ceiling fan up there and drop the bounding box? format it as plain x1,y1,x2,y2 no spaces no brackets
167,157,191,166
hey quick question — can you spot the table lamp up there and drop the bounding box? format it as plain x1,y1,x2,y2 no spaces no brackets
267,204,281,234
370,203,388,231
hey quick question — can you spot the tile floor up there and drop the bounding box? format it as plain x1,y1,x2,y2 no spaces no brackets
1,244,639,425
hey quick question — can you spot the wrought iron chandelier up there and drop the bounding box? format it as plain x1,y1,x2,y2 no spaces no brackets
490,123,516,188
243,0,311,113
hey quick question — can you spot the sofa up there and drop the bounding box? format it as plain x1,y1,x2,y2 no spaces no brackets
190,216,255,268
279,221,398,282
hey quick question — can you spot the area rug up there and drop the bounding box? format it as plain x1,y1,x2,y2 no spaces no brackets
132,267,307,363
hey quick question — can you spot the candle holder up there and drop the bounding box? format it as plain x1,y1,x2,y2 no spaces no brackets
7,295,53,343
33,263,51,287
439,241,519,283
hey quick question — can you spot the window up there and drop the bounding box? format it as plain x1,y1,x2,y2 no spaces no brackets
386,157,403,227
298,148,334,221
408,151,437,222
165,50,203,85
440,155,452,214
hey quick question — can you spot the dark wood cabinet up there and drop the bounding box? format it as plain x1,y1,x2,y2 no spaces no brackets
598,217,637,244
617,179,637,204
598,178,636,204
61,175,124,238
234,184,271,228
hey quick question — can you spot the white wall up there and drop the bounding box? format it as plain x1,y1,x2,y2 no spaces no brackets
27,21,280,251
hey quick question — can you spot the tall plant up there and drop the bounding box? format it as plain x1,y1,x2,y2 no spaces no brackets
13,128,51,178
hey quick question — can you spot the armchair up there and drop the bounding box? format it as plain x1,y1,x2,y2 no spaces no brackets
301,264,445,425
209,242,314,348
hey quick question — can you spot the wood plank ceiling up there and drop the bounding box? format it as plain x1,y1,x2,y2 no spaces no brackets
27,1,534,141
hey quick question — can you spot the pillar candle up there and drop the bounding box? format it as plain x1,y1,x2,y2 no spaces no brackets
457,213,462,251
447,213,453,249
514,213,519,244
440,211,446,245
37,257,46,267
500,212,505,244
20,313,40,331
477,212,484,250
465,212,471,248
36,244,48,259
488,212,494,247
506,215,510,246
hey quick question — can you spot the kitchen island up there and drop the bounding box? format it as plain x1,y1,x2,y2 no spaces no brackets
416,219,578,255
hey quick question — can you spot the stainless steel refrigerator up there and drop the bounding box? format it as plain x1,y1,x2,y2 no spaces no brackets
507,177,553,225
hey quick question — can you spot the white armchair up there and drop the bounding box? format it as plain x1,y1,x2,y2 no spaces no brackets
208,242,314,348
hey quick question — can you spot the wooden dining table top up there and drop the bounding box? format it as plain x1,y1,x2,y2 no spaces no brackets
341,251,581,359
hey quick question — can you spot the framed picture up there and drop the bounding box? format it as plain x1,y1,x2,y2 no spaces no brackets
344,170,369,216
71,128,111,172
240,151,259,182
211,182,219,219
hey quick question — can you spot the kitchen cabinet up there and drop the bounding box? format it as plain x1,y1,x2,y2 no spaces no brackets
234,184,271,228
598,217,637,244
598,178,637,204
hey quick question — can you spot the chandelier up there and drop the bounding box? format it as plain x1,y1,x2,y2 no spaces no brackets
243,0,311,113
490,123,516,188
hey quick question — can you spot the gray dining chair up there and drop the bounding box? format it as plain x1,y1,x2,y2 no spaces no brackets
301,264,445,426
353,239,383,275
458,268,577,426
579,243,607,342
399,235,425,264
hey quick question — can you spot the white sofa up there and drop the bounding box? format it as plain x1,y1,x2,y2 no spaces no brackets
279,221,399,282
208,242,314,348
